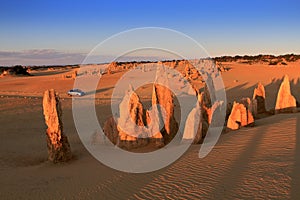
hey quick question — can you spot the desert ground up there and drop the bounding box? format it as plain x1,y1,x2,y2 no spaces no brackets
1,59,300,199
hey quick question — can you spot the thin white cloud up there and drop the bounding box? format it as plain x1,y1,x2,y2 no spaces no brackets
0,49,86,66
0,49,176,66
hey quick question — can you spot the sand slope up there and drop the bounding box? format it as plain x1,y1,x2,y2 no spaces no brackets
0,96,300,199
0,61,300,199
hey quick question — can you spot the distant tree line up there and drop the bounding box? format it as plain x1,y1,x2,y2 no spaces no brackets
214,54,300,64
0,65,31,76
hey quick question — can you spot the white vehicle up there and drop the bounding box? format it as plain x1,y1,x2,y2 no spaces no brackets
67,89,85,97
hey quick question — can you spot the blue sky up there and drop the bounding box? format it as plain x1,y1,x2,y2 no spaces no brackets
0,0,300,65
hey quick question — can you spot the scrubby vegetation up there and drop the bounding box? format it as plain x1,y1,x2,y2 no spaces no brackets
0,65,31,76
214,54,300,65
0,54,299,75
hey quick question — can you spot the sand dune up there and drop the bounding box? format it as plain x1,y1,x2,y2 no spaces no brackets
1,96,299,199
0,60,300,199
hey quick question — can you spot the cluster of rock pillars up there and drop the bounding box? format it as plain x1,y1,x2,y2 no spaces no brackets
42,68,298,162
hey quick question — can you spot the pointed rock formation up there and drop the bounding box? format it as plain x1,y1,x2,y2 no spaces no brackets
197,88,224,133
227,102,241,130
103,116,119,145
118,85,144,128
91,129,106,145
253,82,266,114
249,99,258,118
152,67,179,144
275,75,297,114
108,62,117,72
146,107,164,147
103,83,173,149
201,76,216,108
183,103,202,144
196,92,209,139
227,101,254,130
117,85,148,149
42,89,72,163
241,97,257,121
246,108,255,126
202,84,212,108
152,84,179,144
206,101,224,125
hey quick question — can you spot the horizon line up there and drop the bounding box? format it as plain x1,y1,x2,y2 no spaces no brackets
1,53,300,67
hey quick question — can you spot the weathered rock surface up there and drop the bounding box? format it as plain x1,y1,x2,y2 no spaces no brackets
197,87,224,132
146,107,164,147
241,97,257,119
250,99,258,118
183,103,202,144
201,78,216,108
117,85,148,149
118,85,144,131
103,85,167,149
152,67,179,144
205,101,224,125
103,116,119,145
101,61,230,148
275,75,297,113
107,62,117,73
227,101,254,130
152,84,179,144
42,89,72,163
227,102,243,130
253,82,266,114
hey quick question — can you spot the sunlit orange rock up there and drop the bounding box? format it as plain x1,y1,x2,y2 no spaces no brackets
146,109,164,147
117,85,147,149
275,75,297,113
152,83,179,144
42,89,72,163
227,101,254,130
253,82,266,114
